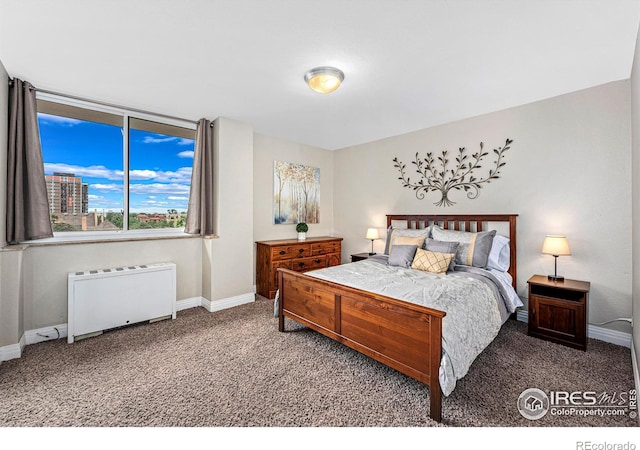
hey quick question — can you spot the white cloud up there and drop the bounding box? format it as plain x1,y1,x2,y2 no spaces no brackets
142,135,178,144
178,138,194,146
129,169,157,180
167,196,189,200
38,113,81,127
177,150,194,158
152,167,192,183
129,183,191,195
90,183,123,192
45,163,123,180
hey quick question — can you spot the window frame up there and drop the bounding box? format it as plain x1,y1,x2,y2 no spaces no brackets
32,92,196,244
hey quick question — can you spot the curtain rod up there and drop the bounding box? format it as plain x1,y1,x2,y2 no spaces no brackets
8,77,214,127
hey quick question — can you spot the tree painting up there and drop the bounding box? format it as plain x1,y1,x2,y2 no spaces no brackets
273,161,320,224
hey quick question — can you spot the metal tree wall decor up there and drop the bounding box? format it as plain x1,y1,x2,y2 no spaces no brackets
392,138,513,207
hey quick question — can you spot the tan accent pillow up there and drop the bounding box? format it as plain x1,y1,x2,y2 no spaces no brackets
393,235,425,250
411,249,455,274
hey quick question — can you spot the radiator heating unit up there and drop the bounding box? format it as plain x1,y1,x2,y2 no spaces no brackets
67,262,177,343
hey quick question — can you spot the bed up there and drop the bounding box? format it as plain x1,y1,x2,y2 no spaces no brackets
276,214,519,423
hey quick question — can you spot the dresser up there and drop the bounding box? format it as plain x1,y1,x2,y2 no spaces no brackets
256,236,343,299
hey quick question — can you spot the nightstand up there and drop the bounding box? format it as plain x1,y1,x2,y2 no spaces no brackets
527,275,590,351
351,252,373,262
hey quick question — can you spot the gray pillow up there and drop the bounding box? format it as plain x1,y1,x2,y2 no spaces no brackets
424,238,459,254
424,239,459,271
431,226,497,268
388,245,419,269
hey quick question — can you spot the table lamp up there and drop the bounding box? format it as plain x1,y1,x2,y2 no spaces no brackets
542,235,571,281
366,228,380,255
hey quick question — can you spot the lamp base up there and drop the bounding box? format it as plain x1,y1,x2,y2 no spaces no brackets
548,274,565,281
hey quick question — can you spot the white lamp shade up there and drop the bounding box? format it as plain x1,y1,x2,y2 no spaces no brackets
366,228,380,240
541,235,571,256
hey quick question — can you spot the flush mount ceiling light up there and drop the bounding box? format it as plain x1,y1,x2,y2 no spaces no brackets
304,66,344,94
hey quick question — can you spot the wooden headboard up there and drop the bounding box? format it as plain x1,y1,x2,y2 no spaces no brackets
386,214,518,289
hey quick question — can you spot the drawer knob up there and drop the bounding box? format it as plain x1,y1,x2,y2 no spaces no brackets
279,250,286,255
315,259,321,263
299,262,305,267
299,249,304,253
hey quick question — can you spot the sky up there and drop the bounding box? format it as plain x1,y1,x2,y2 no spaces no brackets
37,113,195,214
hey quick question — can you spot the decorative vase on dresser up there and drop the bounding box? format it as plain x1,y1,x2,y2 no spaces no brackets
255,236,342,299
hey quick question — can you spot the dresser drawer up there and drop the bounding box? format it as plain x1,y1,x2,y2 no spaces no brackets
271,243,311,261
291,256,327,272
311,241,341,256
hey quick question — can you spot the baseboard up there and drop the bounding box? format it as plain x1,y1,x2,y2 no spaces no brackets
24,324,68,345
0,341,22,363
179,294,256,312
516,310,632,348
176,296,204,311
201,292,255,312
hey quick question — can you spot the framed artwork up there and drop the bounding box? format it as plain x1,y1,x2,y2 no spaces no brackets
273,161,320,224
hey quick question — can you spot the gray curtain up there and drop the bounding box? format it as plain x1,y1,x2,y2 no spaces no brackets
7,79,53,243
185,118,215,236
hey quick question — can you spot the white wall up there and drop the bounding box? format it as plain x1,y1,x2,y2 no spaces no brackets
253,132,334,242
203,117,254,302
630,21,640,386
334,80,633,333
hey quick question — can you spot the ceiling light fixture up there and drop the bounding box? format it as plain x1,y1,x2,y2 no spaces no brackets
304,66,344,94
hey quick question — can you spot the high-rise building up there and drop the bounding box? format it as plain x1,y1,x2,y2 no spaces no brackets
45,172,88,215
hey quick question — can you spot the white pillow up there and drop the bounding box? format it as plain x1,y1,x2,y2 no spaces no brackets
487,234,510,272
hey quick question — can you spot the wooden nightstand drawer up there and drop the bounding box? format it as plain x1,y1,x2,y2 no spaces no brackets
527,275,589,351
530,294,584,342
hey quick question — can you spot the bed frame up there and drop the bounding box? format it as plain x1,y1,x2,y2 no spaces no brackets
277,214,517,423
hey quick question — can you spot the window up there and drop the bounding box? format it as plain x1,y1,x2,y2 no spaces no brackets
36,95,196,235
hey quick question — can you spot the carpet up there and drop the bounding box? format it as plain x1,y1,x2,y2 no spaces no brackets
0,298,636,428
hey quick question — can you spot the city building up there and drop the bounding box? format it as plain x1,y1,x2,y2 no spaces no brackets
45,172,88,216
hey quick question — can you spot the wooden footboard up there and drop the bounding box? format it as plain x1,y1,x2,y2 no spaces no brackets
277,268,446,422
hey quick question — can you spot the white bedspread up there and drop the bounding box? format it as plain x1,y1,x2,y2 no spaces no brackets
301,259,506,396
